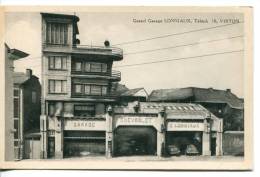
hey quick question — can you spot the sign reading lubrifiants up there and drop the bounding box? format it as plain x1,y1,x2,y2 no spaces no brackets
64,120,106,131
167,122,204,131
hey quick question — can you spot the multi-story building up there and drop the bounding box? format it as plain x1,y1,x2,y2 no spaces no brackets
40,13,224,159
40,13,123,159
4,43,29,161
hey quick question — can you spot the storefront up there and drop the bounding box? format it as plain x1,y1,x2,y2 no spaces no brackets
41,102,223,159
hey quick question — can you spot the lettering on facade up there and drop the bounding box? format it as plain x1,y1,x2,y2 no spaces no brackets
118,117,153,124
73,121,95,128
167,122,204,131
64,120,105,131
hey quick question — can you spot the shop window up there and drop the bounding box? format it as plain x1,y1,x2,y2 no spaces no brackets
49,80,67,94
49,56,67,70
46,22,68,45
74,105,95,117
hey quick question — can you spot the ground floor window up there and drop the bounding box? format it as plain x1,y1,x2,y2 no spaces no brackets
63,131,105,157
166,131,202,156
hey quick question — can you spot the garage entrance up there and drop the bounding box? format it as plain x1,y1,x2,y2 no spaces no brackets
63,131,105,158
166,131,202,156
113,126,157,156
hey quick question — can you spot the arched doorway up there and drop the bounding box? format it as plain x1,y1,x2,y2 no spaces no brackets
113,126,157,156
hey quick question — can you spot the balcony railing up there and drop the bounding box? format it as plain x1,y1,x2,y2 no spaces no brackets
42,43,123,60
72,44,123,59
71,70,121,81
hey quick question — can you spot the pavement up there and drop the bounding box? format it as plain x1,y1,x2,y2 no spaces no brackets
22,155,244,162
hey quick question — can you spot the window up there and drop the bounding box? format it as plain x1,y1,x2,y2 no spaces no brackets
75,62,82,71
48,103,55,116
49,80,67,94
14,119,19,139
14,89,19,97
91,85,102,95
102,86,107,95
46,22,68,45
73,84,108,96
32,91,37,103
74,105,95,117
75,84,82,93
102,63,107,73
84,85,90,94
85,63,91,72
49,56,67,70
91,63,102,72
14,98,19,118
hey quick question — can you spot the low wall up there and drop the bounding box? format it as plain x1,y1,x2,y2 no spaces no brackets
223,131,244,156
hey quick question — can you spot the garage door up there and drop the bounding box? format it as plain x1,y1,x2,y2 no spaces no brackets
64,131,105,158
114,126,157,156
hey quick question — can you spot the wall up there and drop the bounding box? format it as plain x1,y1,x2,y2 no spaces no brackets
223,131,244,156
5,45,15,161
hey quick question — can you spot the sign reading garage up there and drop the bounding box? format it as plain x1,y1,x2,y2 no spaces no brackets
64,119,106,131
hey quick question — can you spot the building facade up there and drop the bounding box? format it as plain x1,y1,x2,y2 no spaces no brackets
5,44,29,161
40,13,123,159
148,87,244,131
13,69,41,160
39,13,223,159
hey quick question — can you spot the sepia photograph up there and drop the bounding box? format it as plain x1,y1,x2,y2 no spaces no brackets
0,6,253,170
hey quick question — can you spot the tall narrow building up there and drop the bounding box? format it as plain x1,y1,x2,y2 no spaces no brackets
40,13,123,159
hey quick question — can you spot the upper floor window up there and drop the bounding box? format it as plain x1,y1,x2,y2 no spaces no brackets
49,80,67,94
74,105,95,117
49,56,67,70
73,84,108,96
46,23,68,45
72,61,108,73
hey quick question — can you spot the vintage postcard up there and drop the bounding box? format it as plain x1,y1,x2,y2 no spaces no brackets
0,6,253,170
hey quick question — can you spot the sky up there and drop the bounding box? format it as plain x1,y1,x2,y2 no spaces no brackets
5,11,244,97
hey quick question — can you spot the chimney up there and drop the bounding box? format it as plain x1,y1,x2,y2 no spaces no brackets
26,69,32,78
226,89,231,93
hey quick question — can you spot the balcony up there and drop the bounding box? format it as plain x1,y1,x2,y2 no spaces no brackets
42,43,123,61
72,44,123,61
71,70,121,82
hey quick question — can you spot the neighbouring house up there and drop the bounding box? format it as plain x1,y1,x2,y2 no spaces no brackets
148,87,244,131
13,69,41,159
111,83,148,103
5,43,29,161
